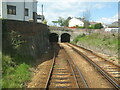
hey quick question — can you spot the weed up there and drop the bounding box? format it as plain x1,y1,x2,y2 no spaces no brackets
72,32,118,55
71,34,85,44
2,54,32,88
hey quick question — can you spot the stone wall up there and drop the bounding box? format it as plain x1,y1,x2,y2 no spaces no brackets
2,20,50,58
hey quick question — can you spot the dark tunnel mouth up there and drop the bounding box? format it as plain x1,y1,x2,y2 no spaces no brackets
49,33,59,42
61,33,71,42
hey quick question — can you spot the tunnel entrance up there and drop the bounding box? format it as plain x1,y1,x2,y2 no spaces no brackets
49,33,59,42
61,33,70,42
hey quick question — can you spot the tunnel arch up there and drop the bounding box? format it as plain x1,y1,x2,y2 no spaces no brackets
49,33,59,42
61,33,71,42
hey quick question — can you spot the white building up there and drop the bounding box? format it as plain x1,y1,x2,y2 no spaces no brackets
69,17,84,27
37,14,45,23
105,28,118,32
0,0,37,22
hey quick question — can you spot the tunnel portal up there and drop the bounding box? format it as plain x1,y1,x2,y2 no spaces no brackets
61,33,70,42
49,33,59,42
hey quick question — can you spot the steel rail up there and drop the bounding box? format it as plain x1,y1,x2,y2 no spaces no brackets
63,45,89,88
68,44,120,89
45,43,88,90
69,43,120,68
44,44,56,89
44,43,84,89
64,51,80,88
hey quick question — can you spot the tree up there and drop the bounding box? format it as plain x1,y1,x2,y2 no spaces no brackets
42,19,47,24
52,16,72,27
57,17,65,26
82,9,91,34
84,20,90,29
52,21,58,26
83,9,91,29
94,23,103,29
63,17,72,27
57,16,72,27
89,24,94,29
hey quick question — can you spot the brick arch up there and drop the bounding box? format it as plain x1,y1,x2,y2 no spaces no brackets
49,33,59,42
61,33,71,42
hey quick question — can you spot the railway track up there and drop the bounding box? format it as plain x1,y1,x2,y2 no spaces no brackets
65,43,120,89
44,43,88,89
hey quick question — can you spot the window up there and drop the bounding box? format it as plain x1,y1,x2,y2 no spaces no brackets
33,12,37,22
7,5,16,15
25,8,29,16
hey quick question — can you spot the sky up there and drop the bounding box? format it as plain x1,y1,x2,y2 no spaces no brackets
37,0,119,25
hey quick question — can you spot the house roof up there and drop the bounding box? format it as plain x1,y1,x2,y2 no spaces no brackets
90,21,97,25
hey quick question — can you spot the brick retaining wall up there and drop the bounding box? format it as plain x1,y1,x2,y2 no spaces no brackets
2,20,50,58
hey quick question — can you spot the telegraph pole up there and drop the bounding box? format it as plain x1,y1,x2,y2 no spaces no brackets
42,4,44,21
24,0,25,21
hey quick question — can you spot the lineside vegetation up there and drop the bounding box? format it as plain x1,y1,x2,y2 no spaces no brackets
71,32,119,56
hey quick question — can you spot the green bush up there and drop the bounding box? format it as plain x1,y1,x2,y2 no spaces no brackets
2,55,15,75
2,20,33,88
2,54,32,88
94,23,103,29
78,26,84,29
72,34,85,44
73,33,118,53
88,25,94,29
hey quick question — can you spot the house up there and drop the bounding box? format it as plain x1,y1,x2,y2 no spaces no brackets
105,27,118,32
0,0,38,22
37,15,42,23
37,14,45,23
102,23,108,28
89,21,97,27
89,21,97,25
68,17,84,27
111,21,118,27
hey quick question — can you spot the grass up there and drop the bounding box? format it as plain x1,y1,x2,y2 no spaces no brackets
71,33,85,44
2,20,34,88
71,33,119,55
2,54,33,88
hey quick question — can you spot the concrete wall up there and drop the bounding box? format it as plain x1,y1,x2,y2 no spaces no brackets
1,1,37,21
49,27,87,42
33,0,37,12
2,20,50,58
2,1,7,19
49,26,109,42
0,0,1,18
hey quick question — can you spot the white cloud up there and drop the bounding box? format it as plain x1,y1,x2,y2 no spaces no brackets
37,2,106,24
93,4,106,9
37,1,118,25
97,14,118,24
37,1,87,25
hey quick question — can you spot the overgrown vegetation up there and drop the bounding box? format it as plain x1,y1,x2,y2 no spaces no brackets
52,17,72,27
2,54,32,88
71,33,119,55
71,33,86,44
2,20,33,88
93,23,103,29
